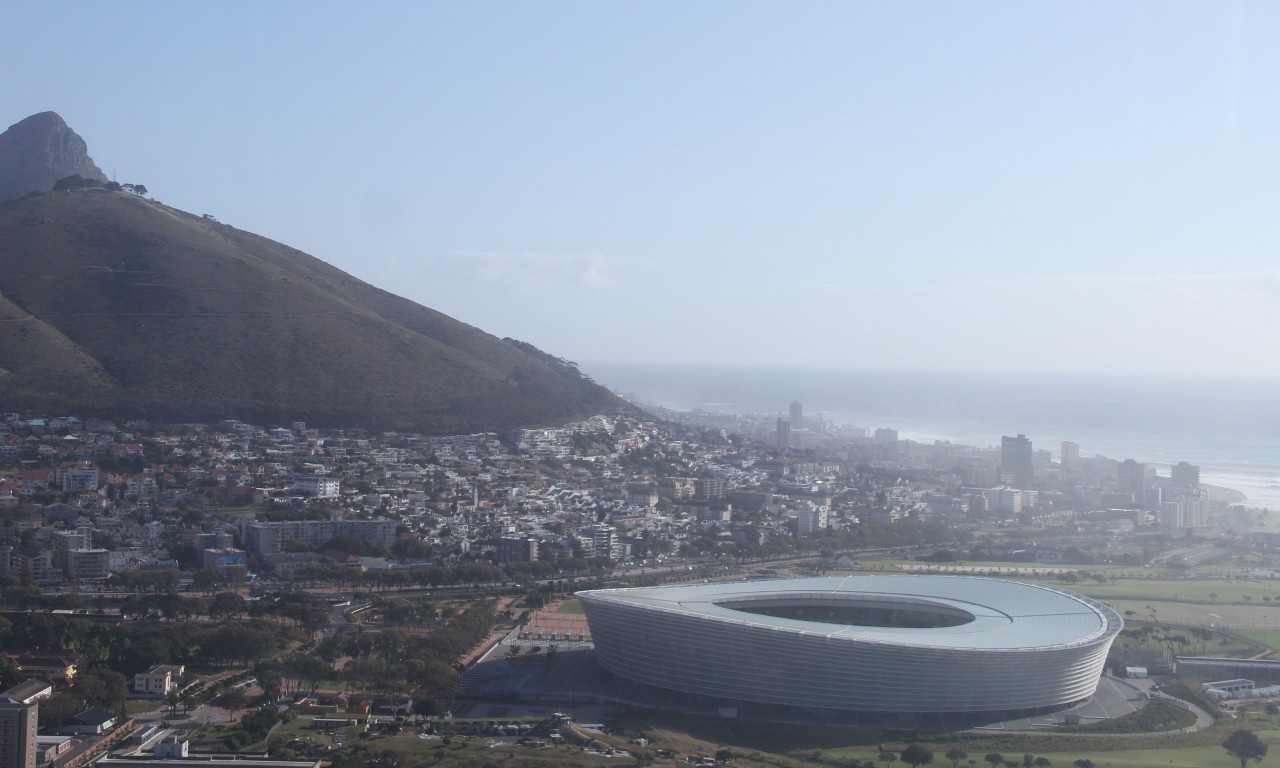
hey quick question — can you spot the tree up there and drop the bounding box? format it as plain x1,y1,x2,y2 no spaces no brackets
37,694,81,729
879,751,898,768
945,749,968,768
0,655,21,690
1033,760,1051,768
985,756,1005,768
900,744,933,768
1071,760,1094,768
1022,755,1034,768
192,569,220,594
210,592,247,618
382,751,404,768
1223,729,1268,768
254,665,283,701
219,686,248,711
73,666,128,711
53,174,97,191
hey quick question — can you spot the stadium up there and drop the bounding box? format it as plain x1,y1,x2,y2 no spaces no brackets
577,575,1123,718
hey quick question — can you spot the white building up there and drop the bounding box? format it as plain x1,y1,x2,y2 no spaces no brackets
984,487,1037,515
1158,499,1204,529
795,503,828,535
291,476,340,498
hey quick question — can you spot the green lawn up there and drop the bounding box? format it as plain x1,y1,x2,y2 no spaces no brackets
274,706,1280,768
836,743,1263,768
555,600,584,614
372,731,620,765
1061,578,1280,605
857,565,1280,628
250,714,362,753
621,716,1280,768
1102,598,1268,629
212,505,270,521
124,700,162,715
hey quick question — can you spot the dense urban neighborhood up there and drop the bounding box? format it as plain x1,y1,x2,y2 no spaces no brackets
0,404,1263,768
0,404,1232,593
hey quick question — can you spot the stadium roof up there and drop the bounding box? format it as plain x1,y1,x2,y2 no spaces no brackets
586,574,1117,651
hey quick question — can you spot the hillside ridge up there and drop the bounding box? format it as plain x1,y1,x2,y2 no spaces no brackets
0,187,626,432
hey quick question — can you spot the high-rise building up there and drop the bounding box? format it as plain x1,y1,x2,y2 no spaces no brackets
695,478,726,499
1000,434,1034,489
51,531,86,572
776,418,790,451
795,504,828,535
789,401,804,428
1060,441,1080,469
1117,459,1146,507
499,536,538,564
1158,500,1204,529
65,549,111,580
873,427,898,444
1171,461,1201,490
983,486,1038,515
582,524,618,561
0,686,37,768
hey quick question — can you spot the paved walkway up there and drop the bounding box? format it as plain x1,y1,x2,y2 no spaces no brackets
971,676,1213,737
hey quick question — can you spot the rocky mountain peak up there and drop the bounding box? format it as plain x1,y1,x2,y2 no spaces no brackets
0,111,107,199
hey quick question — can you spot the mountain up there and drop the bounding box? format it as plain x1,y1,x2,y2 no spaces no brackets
0,112,106,200
0,181,626,434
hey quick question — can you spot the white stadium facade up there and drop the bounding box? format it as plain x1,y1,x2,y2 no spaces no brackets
578,575,1122,718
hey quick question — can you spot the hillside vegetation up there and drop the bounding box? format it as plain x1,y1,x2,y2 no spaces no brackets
0,188,625,432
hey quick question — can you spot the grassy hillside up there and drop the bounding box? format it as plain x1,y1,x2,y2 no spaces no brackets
0,189,625,432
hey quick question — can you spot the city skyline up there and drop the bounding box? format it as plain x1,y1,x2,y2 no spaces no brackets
5,3,1280,377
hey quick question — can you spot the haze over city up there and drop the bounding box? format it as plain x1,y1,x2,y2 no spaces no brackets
5,2,1280,378
8,5,1280,757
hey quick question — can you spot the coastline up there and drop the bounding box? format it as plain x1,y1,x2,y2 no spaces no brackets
591,361,1280,511
642,397,1262,511
1202,483,1247,506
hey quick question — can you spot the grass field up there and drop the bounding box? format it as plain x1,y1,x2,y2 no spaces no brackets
617,716,1280,768
844,565,1280,635
834,742,1270,768
124,700,160,715
347,730,627,767
212,505,270,521
248,709,1280,768
248,711,1270,768
555,599,584,614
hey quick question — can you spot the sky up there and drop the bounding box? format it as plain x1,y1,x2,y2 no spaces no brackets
5,2,1280,378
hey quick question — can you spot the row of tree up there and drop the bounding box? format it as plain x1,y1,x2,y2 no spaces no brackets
51,174,147,195
864,732,1267,768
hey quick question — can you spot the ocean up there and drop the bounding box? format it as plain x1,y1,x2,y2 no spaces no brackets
585,362,1280,510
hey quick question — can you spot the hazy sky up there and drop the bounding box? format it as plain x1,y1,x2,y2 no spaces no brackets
5,2,1280,377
